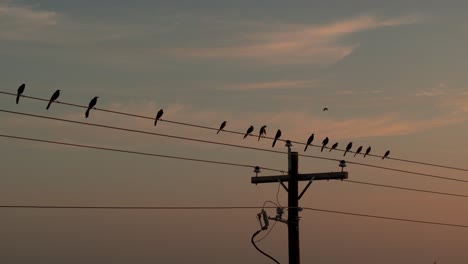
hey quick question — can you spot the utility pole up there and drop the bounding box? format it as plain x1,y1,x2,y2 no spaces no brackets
251,141,348,264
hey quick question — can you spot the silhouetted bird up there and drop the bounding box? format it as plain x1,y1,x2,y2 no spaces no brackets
243,125,254,139
85,96,98,118
321,137,329,152
16,83,25,104
217,121,226,134
382,150,390,160
46,90,60,110
364,146,371,158
304,133,314,152
329,142,338,152
272,129,281,147
258,125,267,141
343,142,353,157
354,146,363,157
323,107,328,111
154,109,164,126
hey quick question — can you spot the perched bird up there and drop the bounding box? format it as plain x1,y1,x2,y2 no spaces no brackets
217,121,227,134
46,89,60,110
343,142,353,157
304,133,314,152
16,83,25,104
154,109,164,126
354,146,363,157
258,125,267,141
364,146,371,158
329,142,338,152
85,96,98,118
323,107,328,111
243,125,254,139
321,137,329,152
272,129,281,147
382,150,391,160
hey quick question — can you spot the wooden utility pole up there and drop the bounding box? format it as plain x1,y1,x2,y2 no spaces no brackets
251,141,348,264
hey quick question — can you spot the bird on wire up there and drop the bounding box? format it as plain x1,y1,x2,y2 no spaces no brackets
272,129,281,147
329,142,338,152
364,146,371,158
85,96,98,118
304,133,314,152
243,125,254,139
154,109,164,126
16,83,25,104
321,137,329,152
354,146,363,157
258,125,267,141
46,90,60,110
217,121,227,134
382,150,391,160
343,142,353,157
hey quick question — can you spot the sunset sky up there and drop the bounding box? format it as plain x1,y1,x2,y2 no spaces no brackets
2,1,468,263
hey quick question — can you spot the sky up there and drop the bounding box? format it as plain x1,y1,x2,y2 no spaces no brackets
1,0,468,263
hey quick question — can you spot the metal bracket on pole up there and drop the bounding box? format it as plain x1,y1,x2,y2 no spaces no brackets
278,179,289,192
298,176,315,200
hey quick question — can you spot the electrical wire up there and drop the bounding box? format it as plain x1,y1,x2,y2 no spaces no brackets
0,134,283,173
2,204,468,229
343,180,468,198
254,220,278,243
0,205,276,210
302,207,468,228
3,111,468,197
1,109,467,185
276,181,282,207
251,230,281,264
2,90,467,172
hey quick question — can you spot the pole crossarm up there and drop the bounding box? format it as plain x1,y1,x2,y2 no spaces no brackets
251,171,348,184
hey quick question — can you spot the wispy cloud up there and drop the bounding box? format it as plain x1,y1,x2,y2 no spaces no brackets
335,89,384,95
0,3,58,25
172,14,420,65
219,80,316,91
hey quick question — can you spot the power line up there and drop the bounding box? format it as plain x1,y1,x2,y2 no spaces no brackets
4,125,467,199
0,205,274,210
1,204,467,229
2,90,467,172
2,109,467,185
302,207,468,229
4,127,466,200
343,180,468,198
0,134,284,173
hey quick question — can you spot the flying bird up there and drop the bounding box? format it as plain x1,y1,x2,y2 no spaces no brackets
343,142,353,157
243,125,254,139
364,146,371,158
46,89,60,110
154,109,164,126
354,146,363,157
16,83,25,104
329,142,338,152
272,129,281,147
258,125,267,141
323,107,328,111
85,96,98,118
382,150,390,160
321,137,329,152
217,121,227,134
304,133,314,152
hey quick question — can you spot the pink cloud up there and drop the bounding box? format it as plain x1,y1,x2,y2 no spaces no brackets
172,14,420,65
219,80,316,91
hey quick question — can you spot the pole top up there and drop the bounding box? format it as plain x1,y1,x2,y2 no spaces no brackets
285,140,292,148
